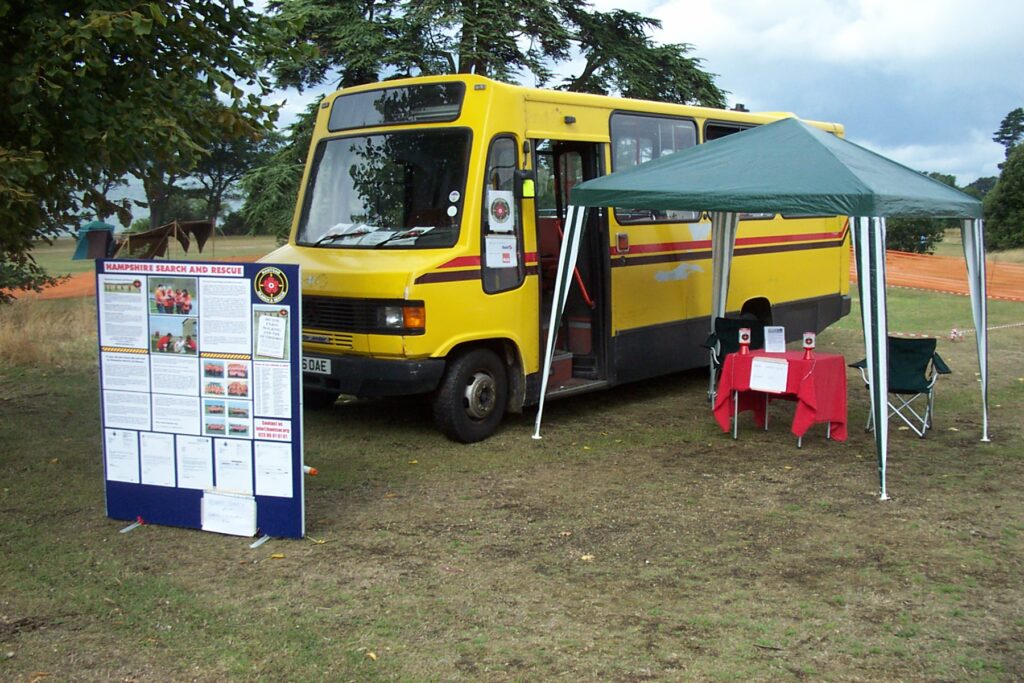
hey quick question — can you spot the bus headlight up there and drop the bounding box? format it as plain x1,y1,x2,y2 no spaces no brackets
381,306,404,328
377,303,426,334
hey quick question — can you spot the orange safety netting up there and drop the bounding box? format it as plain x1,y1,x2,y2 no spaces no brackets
851,250,1024,302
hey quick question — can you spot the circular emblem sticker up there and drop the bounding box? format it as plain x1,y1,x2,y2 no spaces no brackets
254,267,288,304
490,197,511,223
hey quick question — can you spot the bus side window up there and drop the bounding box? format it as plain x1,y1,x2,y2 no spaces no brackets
610,113,698,224
481,136,525,294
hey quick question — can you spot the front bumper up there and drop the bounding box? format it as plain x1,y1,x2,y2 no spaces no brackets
303,352,446,397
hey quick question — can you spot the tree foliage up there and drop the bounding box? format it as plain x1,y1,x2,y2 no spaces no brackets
559,6,724,107
241,102,319,239
984,144,1024,250
248,0,726,240
962,176,997,200
885,172,957,253
993,107,1024,157
190,124,284,222
0,1,281,300
270,0,724,105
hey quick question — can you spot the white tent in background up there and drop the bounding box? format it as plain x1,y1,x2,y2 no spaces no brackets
533,118,989,500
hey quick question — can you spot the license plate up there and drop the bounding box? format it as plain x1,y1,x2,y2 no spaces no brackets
302,356,331,375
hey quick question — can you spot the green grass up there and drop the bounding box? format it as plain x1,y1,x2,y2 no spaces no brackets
933,228,1024,263
2,279,1023,680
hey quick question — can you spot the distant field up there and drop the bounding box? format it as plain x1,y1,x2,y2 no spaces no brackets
933,228,1024,263
30,234,281,276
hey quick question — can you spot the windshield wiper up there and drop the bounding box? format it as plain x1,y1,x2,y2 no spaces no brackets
373,228,428,248
315,228,371,245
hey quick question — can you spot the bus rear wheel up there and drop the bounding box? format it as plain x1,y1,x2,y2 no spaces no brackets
433,348,508,443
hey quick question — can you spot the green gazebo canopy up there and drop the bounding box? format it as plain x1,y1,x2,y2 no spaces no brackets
570,117,982,219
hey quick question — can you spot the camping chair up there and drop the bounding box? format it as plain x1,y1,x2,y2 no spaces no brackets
849,336,951,437
702,317,767,402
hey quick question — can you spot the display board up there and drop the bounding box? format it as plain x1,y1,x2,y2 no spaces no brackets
95,260,304,538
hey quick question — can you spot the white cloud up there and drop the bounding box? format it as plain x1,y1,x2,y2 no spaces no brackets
628,0,1024,182
858,128,1005,184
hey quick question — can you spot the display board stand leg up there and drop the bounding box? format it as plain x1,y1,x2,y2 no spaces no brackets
250,534,272,549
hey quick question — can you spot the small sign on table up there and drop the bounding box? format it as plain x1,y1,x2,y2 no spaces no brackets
749,356,789,393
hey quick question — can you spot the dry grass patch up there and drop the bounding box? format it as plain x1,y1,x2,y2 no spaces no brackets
0,298,97,367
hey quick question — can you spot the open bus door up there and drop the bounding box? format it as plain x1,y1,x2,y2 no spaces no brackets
533,139,609,395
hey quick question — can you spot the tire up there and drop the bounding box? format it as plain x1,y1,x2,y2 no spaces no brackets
432,348,508,443
303,387,340,410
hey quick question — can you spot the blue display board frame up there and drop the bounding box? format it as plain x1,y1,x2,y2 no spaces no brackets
96,260,304,538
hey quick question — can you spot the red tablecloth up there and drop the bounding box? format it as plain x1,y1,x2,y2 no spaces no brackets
712,350,848,441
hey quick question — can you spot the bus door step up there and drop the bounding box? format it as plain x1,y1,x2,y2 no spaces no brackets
548,351,573,386
572,354,599,379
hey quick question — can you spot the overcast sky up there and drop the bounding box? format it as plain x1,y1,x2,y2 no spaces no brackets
600,0,1024,184
270,0,1022,185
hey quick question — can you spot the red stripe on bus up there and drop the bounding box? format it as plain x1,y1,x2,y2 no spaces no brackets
438,255,480,268
610,229,846,257
437,252,538,269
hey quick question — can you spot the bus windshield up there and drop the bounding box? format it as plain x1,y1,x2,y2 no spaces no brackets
297,129,471,249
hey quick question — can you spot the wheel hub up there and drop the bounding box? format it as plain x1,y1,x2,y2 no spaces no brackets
464,371,496,420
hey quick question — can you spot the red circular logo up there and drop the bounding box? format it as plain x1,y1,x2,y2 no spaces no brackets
254,267,288,304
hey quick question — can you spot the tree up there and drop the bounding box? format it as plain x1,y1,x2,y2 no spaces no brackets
963,176,997,200
984,144,1024,250
190,124,284,223
993,107,1024,157
0,1,281,301
884,172,957,253
241,102,319,238
559,7,725,107
269,0,725,105
248,0,726,240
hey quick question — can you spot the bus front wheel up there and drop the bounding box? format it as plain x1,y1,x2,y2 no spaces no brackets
433,348,508,443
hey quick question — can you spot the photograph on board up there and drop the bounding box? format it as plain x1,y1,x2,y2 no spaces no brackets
149,316,199,355
149,277,198,316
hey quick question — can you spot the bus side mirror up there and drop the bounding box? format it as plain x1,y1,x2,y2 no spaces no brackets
514,169,536,200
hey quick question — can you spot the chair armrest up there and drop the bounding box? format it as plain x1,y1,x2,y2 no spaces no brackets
932,352,952,374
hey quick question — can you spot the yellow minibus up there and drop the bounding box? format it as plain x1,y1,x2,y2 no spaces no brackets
263,74,850,441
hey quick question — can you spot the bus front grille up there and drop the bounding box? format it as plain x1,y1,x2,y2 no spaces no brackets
301,328,354,349
302,295,379,333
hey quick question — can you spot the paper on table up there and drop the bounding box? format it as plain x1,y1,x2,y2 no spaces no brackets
749,357,789,393
764,326,786,353
201,490,257,536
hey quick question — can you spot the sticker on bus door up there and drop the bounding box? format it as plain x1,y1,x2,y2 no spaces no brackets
485,235,518,268
487,190,515,233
